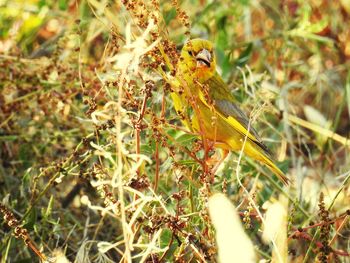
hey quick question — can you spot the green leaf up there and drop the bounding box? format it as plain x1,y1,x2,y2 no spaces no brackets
159,229,177,260
23,208,37,231
44,195,54,219
235,43,253,67
217,30,228,51
58,0,68,10
164,8,176,25
141,143,154,155
21,168,32,197
216,15,227,30
346,71,350,120
160,228,173,248
174,133,197,144
177,160,197,166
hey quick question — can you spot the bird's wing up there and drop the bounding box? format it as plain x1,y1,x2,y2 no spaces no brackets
203,72,271,155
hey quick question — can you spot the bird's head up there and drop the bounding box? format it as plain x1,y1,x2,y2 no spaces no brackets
178,38,216,83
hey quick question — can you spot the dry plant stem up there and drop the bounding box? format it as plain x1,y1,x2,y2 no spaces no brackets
187,93,211,175
135,91,149,163
291,229,350,257
115,71,131,262
235,118,285,263
139,229,163,262
0,203,46,262
21,136,92,221
162,132,202,164
26,241,46,262
158,232,175,262
154,91,167,191
294,212,349,232
154,140,160,191
289,213,350,258
328,171,350,210
329,215,348,245
190,244,207,262
288,115,350,147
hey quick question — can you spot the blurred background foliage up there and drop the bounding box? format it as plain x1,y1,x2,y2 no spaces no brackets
0,0,349,262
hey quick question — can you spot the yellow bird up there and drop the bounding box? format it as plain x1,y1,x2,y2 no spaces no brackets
170,39,289,185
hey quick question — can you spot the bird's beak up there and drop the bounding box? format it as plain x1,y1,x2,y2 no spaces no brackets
196,49,211,67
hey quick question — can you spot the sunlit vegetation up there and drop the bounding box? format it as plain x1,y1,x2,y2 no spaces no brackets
0,0,349,262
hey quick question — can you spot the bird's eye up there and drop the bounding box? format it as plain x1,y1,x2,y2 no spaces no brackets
188,50,193,56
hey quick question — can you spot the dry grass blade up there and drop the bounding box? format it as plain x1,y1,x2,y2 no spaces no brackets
288,115,350,147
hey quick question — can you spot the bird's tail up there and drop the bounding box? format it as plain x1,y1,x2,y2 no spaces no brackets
261,153,289,185
232,139,289,185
